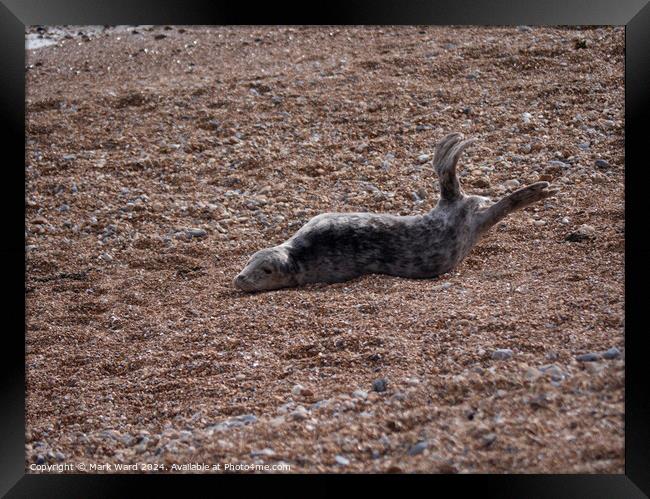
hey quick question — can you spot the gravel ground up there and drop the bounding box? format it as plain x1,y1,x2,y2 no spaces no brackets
25,25,624,474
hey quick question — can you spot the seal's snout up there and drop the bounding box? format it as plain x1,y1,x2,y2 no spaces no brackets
234,273,258,292
233,274,247,290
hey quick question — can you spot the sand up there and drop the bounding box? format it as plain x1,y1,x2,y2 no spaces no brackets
25,25,624,473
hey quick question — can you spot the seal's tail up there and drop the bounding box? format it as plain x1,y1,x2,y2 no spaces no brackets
432,133,475,202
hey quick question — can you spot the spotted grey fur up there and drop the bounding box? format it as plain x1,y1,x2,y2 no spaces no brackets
234,133,558,292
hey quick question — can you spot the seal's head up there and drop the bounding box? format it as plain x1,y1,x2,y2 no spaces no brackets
234,247,296,292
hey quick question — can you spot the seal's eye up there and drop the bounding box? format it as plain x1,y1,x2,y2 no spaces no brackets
262,267,272,275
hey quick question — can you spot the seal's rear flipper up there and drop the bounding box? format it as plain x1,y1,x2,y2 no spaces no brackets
433,133,475,202
476,181,559,233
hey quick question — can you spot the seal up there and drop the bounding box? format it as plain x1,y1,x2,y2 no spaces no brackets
234,133,558,292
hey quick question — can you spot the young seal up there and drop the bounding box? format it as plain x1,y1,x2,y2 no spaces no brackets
234,132,558,292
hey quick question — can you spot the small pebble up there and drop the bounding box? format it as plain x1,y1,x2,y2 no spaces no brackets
35,455,45,465
407,441,428,456
431,282,453,292
576,352,601,362
602,347,621,360
491,349,513,360
206,119,221,130
504,179,520,190
99,252,113,262
372,378,388,392
540,364,565,382
602,119,616,129
277,402,293,414
584,362,606,374
270,416,285,427
289,406,309,421
548,160,570,169
135,437,149,453
312,399,330,410
594,159,611,169
185,228,207,238
335,455,350,466
237,414,257,425
251,448,275,457
591,172,607,184
418,154,430,164
565,224,596,242
207,414,256,431
352,389,368,400
560,217,570,225
524,366,543,381
481,433,497,447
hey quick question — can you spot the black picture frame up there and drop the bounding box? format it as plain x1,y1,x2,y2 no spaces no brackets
3,1,648,497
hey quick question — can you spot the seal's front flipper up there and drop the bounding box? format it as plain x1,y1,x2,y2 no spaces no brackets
433,133,475,202
476,182,559,233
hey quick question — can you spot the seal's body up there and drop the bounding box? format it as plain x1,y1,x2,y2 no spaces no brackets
234,133,557,292
287,208,479,283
